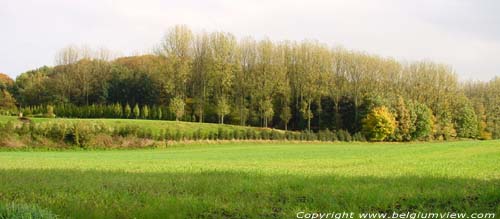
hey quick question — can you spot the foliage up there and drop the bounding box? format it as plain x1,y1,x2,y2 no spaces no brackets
453,96,479,138
215,98,230,124
362,106,396,141
141,105,149,119
124,103,131,118
133,104,140,119
393,96,412,141
280,106,292,130
410,101,433,140
6,26,500,140
169,97,185,121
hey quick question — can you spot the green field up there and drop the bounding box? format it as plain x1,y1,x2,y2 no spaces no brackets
0,141,499,218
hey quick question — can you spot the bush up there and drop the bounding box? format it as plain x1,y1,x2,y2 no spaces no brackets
68,122,93,147
208,130,218,140
0,202,58,219
194,128,202,140
163,128,173,141
174,130,182,141
337,129,351,142
352,132,366,142
217,128,227,140
233,129,241,140
318,129,334,141
260,129,270,140
271,130,283,140
115,125,140,137
362,106,396,141
246,129,255,140
47,122,69,142
44,105,56,118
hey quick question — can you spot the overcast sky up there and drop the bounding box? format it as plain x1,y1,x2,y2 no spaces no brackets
1,0,499,81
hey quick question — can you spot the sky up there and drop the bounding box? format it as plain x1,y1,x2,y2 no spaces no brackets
1,0,499,81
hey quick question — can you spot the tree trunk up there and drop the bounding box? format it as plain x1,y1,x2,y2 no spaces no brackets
307,103,311,131
334,100,341,130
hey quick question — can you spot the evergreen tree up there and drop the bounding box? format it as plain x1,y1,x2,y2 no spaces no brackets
141,105,149,119
113,103,122,118
124,103,131,118
133,104,140,119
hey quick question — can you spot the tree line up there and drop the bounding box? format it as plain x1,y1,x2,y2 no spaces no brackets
2,25,499,141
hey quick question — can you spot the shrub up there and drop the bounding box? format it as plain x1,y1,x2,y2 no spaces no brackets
260,129,270,140
337,129,351,142
352,132,366,142
163,128,173,141
68,122,94,147
232,129,240,140
124,103,132,118
133,104,140,119
47,122,69,142
208,130,218,140
362,106,396,141
318,129,334,141
115,125,140,137
141,105,149,119
271,130,283,140
44,105,56,118
217,127,227,140
174,129,182,141
113,103,123,118
193,128,202,140
245,129,255,140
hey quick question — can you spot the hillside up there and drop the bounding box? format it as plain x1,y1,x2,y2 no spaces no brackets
0,115,285,138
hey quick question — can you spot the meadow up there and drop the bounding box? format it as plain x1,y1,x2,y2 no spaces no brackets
0,140,499,218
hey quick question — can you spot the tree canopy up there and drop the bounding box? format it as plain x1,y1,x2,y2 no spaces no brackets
6,25,500,141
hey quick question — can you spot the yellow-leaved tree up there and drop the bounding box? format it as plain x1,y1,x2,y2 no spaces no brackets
362,106,396,141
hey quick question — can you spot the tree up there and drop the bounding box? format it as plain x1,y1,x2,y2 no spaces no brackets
46,105,55,118
157,107,163,120
133,104,140,119
410,101,433,140
159,25,193,98
280,106,292,130
294,41,329,131
124,103,131,118
6,25,500,141
0,90,17,111
453,96,478,138
362,106,396,141
216,98,230,124
191,32,211,123
434,101,456,140
261,99,274,128
393,96,412,141
141,105,149,119
169,96,185,121
113,103,122,118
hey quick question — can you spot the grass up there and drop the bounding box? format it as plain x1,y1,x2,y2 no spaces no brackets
0,141,499,218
